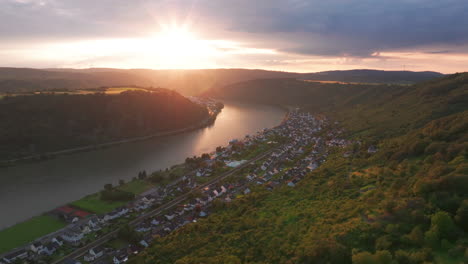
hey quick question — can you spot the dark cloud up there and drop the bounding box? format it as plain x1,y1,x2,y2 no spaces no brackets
1,0,468,57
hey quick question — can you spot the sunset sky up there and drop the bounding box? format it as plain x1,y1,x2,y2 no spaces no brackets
1,0,468,73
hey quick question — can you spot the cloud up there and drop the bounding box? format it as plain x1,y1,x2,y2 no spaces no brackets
1,0,468,71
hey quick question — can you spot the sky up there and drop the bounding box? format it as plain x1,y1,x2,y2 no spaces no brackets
1,0,468,73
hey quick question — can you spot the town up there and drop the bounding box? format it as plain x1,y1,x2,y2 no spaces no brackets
1,109,352,264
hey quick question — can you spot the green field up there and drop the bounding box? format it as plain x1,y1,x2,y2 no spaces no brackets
71,180,152,214
118,180,153,195
0,215,66,254
71,193,127,214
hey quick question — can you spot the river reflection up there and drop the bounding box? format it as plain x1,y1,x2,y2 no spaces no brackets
0,101,285,229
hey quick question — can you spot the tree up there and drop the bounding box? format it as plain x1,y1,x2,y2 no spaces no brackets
406,226,424,245
118,225,142,244
138,170,147,180
150,171,165,184
455,200,468,232
104,183,113,191
430,211,457,240
375,235,392,250
424,228,440,248
374,250,393,264
352,251,375,264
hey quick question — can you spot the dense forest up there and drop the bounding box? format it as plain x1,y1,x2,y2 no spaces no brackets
0,89,209,161
131,73,468,263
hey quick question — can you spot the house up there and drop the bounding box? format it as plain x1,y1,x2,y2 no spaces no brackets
113,254,128,264
139,240,149,248
165,214,175,221
84,246,105,261
368,145,378,153
2,249,28,263
61,230,84,244
90,246,105,257
105,207,129,221
30,241,44,253
84,253,96,262
40,242,59,256
135,223,151,233
307,162,318,171
244,188,251,195
52,237,65,247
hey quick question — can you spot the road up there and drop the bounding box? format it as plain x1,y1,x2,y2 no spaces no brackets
53,146,278,263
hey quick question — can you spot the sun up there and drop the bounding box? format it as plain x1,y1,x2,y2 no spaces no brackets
145,24,208,60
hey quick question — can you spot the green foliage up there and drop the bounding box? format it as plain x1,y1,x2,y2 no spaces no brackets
352,250,393,264
130,74,468,263
118,225,142,244
0,90,209,160
0,215,66,254
455,200,468,232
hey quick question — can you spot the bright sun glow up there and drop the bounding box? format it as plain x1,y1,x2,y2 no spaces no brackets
14,23,277,69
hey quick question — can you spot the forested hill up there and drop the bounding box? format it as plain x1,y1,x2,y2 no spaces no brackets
0,89,209,161
132,74,468,263
0,67,442,95
298,69,443,84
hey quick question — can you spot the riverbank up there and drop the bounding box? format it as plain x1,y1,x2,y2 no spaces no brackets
0,105,288,257
0,101,286,231
0,108,220,168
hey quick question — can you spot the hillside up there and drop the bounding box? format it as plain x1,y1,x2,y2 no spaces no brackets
131,74,468,263
299,69,443,84
0,68,442,95
0,89,209,161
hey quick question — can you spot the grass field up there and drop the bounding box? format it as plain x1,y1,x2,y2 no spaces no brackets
0,215,66,254
71,180,152,214
118,180,153,195
70,193,127,214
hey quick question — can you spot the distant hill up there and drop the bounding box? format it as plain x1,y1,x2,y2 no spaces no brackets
298,69,444,84
0,67,443,95
0,67,154,93
205,73,467,138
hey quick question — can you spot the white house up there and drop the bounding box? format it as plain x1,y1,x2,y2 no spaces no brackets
61,231,84,244
52,237,64,247
30,242,44,253
84,246,104,261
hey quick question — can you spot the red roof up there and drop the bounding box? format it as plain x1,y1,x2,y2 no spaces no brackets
56,205,75,214
73,210,91,218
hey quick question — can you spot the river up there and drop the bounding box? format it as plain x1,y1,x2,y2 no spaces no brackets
0,101,285,230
